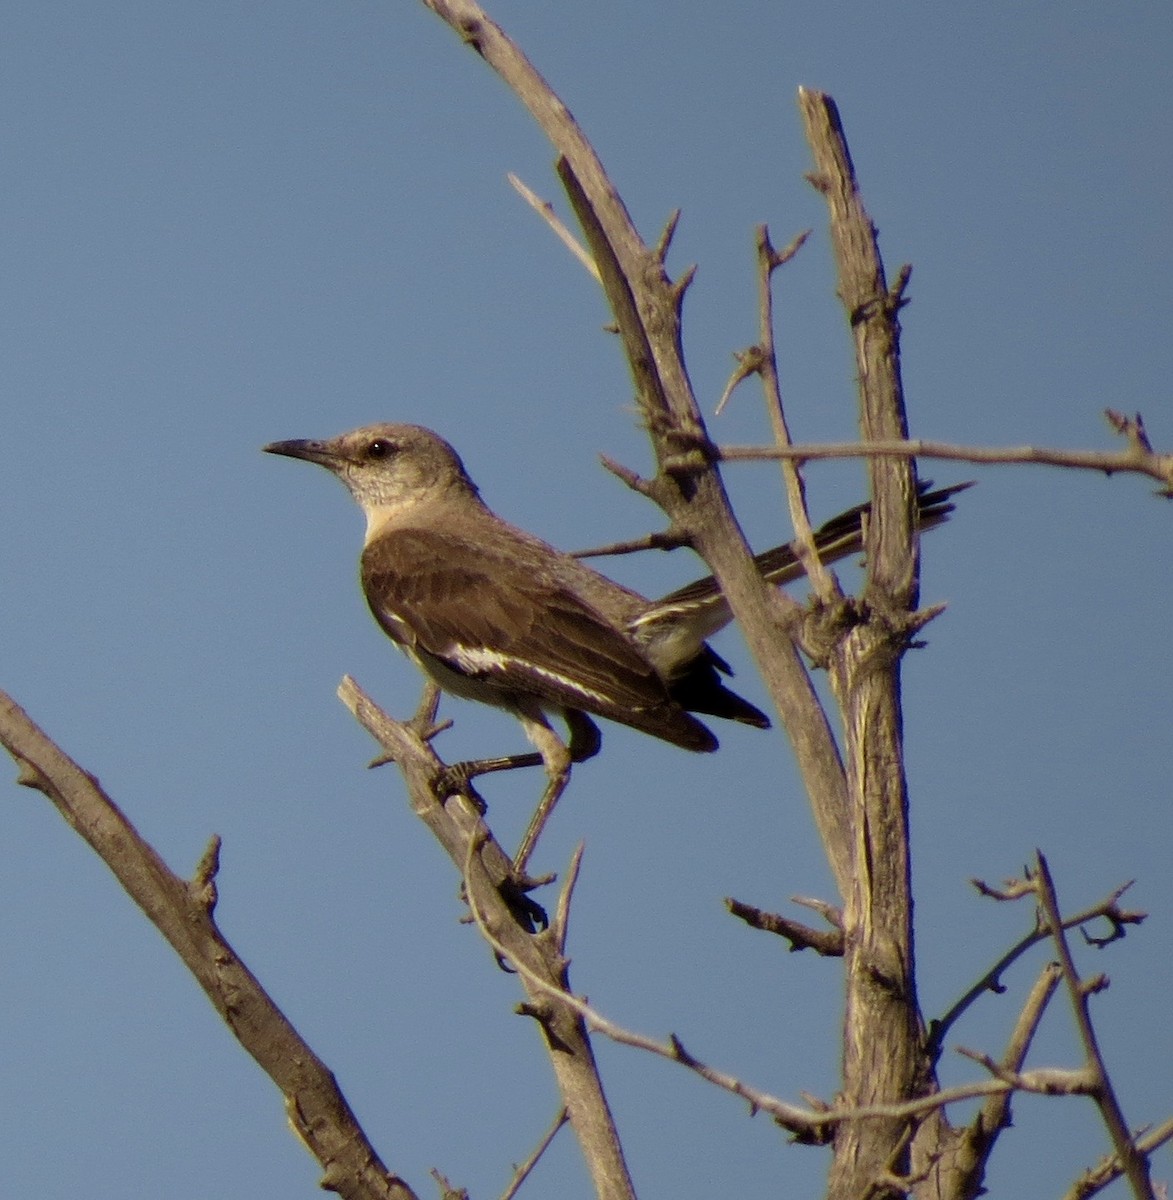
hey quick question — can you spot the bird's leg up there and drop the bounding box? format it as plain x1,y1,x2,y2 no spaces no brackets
512,711,601,875
434,751,545,815
409,681,547,798
451,751,545,779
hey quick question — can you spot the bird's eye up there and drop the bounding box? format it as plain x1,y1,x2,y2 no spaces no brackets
366,438,395,460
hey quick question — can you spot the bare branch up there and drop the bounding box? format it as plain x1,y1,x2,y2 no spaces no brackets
799,85,922,1199
1062,1118,1173,1200
719,409,1173,495
507,172,600,282
570,527,690,560
0,690,417,1200
339,678,637,1200
956,1047,1097,1096
949,963,1065,1197
725,896,844,956
466,861,1082,1143
1034,852,1156,1198
927,878,1144,1062
751,222,839,604
499,1107,568,1200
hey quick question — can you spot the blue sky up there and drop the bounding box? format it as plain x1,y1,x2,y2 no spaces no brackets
1,3,1170,1197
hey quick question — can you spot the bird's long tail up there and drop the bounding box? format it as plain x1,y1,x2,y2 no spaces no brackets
635,480,972,648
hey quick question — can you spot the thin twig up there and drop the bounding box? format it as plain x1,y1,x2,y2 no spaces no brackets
570,527,689,559
725,896,844,956
1061,1118,1173,1200
463,861,1086,1138
951,963,1064,1197
926,878,1144,1062
1034,852,1155,1198
719,410,1173,494
752,223,838,603
499,1107,568,1200
552,843,584,956
507,173,600,282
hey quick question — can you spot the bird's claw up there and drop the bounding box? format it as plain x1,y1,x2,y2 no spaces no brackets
435,762,488,813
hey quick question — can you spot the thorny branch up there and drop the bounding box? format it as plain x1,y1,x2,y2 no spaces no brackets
507,172,600,283
462,858,1125,1143
339,677,638,1200
926,877,1145,1062
798,85,922,1200
945,963,1064,1198
423,0,856,906
747,224,839,604
500,1107,568,1200
726,896,845,957
719,410,1173,495
1034,852,1156,1199
0,691,417,1200
1062,1118,1173,1200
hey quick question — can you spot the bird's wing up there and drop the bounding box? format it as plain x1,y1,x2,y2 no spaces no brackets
361,527,715,750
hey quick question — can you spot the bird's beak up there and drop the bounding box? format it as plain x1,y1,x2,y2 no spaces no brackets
262,438,341,468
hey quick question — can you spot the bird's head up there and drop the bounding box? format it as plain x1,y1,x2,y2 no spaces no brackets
263,423,479,529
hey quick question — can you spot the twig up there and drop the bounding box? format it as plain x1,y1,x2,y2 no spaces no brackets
725,896,844,956
957,1046,1096,1095
507,173,600,282
926,878,1144,1062
1034,852,1156,1198
751,223,838,604
552,843,584,956
1062,1118,1173,1200
950,963,1064,1197
570,527,689,560
719,409,1173,495
464,861,1082,1139
500,1107,568,1200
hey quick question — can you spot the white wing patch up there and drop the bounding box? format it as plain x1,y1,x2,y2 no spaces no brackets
448,644,614,707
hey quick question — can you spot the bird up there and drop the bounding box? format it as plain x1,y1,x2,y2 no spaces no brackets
265,423,965,865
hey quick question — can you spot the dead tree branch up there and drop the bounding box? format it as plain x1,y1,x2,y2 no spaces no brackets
926,878,1145,1062
750,223,840,604
719,410,1173,495
420,0,855,898
338,677,637,1200
1061,1118,1173,1200
466,871,1104,1145
0,690,416,1200
799,86,925,1199
942,963,1064,1199
499,1107,568,1200
507,173,599,283
726,896,845,956
1034,852,1156,1199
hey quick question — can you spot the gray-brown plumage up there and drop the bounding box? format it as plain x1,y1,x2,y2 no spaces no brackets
264,423,965,815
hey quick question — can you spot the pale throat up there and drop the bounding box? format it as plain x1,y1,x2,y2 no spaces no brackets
362,502,412,543
359,488,457,543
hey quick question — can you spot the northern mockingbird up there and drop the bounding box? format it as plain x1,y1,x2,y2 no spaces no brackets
265,423,964,864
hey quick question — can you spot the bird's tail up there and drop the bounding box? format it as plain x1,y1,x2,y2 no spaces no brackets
635,481,972,648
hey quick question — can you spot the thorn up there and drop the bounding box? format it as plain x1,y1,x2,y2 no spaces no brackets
655,208,682,262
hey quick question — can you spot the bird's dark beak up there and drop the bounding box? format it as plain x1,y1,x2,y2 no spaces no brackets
262,438,340,468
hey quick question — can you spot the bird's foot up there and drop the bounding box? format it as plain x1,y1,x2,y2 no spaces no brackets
434,761,489,814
